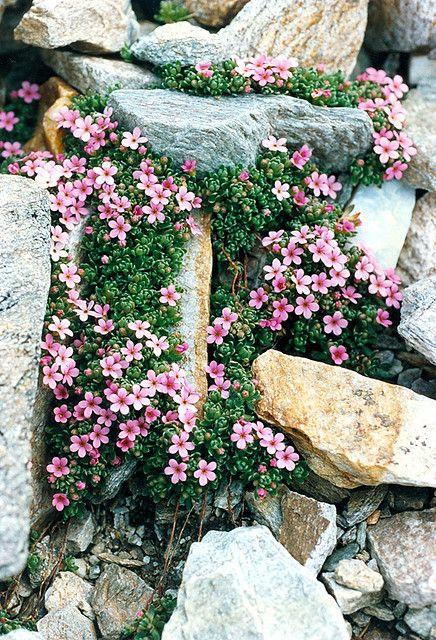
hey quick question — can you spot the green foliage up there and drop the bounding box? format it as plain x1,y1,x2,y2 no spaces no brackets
121,595,176,640
0,611,36,635
154,1,191,24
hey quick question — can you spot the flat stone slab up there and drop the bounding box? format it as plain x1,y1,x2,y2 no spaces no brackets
109,88,373,173
398,276,436,366
0,175,51,579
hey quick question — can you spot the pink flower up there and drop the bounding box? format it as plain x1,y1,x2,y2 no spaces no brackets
262,230,284,247
249,287,268,309
208,376,231,399
194,460,217,486
54,404,72,423
218,307,238,330
260,431,285,454
145,334,169,357
264,258,286,281
385,284,402,309
78,391,102,418
164,459,187,484
368,273,389,297
94,318,114,335
311,272,330,294
206,321,228,345
70,434,92,458
47,456,70,478
384,160,408,181
294,294,319,319
160,284,181,306
108,215,131,241
355,255,374,281
272,180,290,201
262,135,287,152
43,363,63,389
0,110,19,131
119,420,140,441
1,141,22,158
195,61,213,78
121,339,143,362
322,175,342,199
329,345,349,365
181,159,197,173
90,424,110,448
281,241,304,266
52,493,70,512
48,315,73,340
128,319,151,339
306,171,328,197
374,137,399,164
292,187,309,207
72,115,98,142
169,431,195,457
58,263,81,288
108,387,134,415
273,297,294,322
276,446,299,471
18,81,40,103
291,268,312,295
205,360,225,379
176,186,196,211
385,74,408,99
230,421,254,449
376,308,392,327
323,311,348,336
121,127,147,149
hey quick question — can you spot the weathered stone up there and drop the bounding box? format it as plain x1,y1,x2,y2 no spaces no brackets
185,0,248,27
45,571,94,618
162,525,349,640
41,49,159,96
367,509,436,607
24,76,78,156
405,606,436,639
289,470,350,504
403,89,436,192
409,54,436,102
397,193,436,287
0,0,28,55
15,0,139,53
3,632,44,640
94,458,138,503
362,603,395,621
335,559,384,594
133,0,368,76
109,89,373,173
66,511,95,554
398,277,436,366
253,350,436,489
390,486,430,512
0,175,50,579
37,605,97,640
343,486,388,527
246,487,337,574
92,564,153,637
323,543,361,572
322,571,382,614
365,0,436,52
350,180,415,269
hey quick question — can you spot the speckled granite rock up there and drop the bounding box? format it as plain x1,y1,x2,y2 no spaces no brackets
397,193,436,286
108,89,373,173
0,175,50,579
37,605,97,640
403,89,436,192
185,0,248,27
398,277,436,366
366,0,436,52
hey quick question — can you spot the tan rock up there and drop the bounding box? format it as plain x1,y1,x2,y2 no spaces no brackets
334,559,384,594
397,193,436,286
185,0,249,27
366,0,436,52
176,214,211,405
403,88,436,192
24,76,78,157
253,350,436,489
37,605,97,640
45,572,94,618
15,0,139,53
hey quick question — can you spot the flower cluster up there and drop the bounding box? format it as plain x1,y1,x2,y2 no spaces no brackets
159,57,415,186
0,80,41,161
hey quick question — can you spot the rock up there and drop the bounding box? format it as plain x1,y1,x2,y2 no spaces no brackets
24,76,78,157
362,629,396,640
14,0,139,53
363,603,395,621
390,486,430,512
92,564,153,637
108,89,373,174
412,377,436,401
335,559,384,594
162,525,350,640
185,0,248,27
409,54,436,102
133,0,368,76
37,606,96,640
322,572,383,614
403,89,436,192
0,175,50,579
45,571,94,618
323,543,361,572
367,509,436,607
405,606,436,639
246,487,337,574
398,277,436,366
0,0,28,55
397,193,436,286
94,458,138,503
253,350,436,489
350,180,415,269
365,0,436,52
176,213,211,402
40,49,159,96
397,367,422,389
66,511,95,554
342,486,388,527
3,632,44,640
289,470,350,504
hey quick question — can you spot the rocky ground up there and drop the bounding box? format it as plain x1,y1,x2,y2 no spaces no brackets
0,1,435,640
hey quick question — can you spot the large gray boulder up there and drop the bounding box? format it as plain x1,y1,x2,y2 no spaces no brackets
108,89,373,173
162,525,350,640
398,277,436,366
366,0,436,52
0,175,50,579
397,193,436,286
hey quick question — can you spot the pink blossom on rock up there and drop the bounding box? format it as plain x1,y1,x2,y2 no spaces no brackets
276,446,299,471
323,311,348,335
262,135,287,152
329,345,349,365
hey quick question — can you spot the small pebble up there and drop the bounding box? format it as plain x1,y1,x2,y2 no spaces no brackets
366,510,381,525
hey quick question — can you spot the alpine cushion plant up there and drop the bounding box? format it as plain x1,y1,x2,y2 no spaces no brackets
0,81,41,162
159,57,415,187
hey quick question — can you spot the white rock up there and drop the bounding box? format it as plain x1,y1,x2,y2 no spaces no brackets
162,525,350,640
398,277,436,366
335,559,384,594
404,605,436,639
66,511,95,554
322,572,383,614
403,88,436,192
397,193,436,286
350,180,416,269
37,605,97,640
3,632,44,640
45,571,94,618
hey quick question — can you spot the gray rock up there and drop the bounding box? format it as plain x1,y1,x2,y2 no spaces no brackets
322,571,382,614
0,175,50,580
404,605,436,639
335,559,384,593
3,632,44,640
37,605,97,640
15,0,139,53
66,511,95,554
412,378,436,401
109,89,373,174
397,368,422,389
40,49,159,96
92,564,153,636
356,522,367,550
397,193,436,287
363,603,395,622
133,0,368,76
367,509,436,607
45,571,94,618
350,180,415,269
343,486,388,528
162,525,350,640
94,458,138,503
185,0,248,27
289,470,350,505
403,89,436,192
247,487,337,574
409,54,436,102
323,543,361,572
390,486,430,512
366,0,436,52
398,277,436,366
